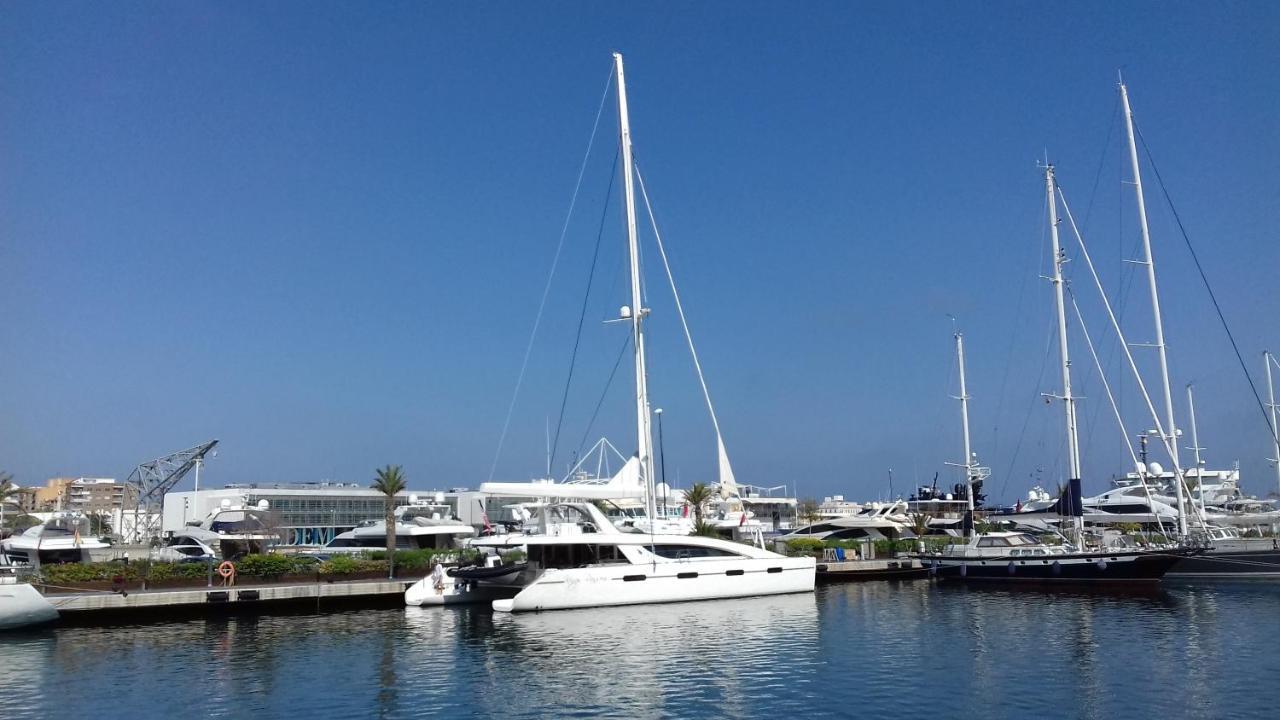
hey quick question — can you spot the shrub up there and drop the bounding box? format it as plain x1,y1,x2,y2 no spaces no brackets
234,554,312,578
319,556,385,576
691,520,721,538
499,549,526,564
784,538,826,557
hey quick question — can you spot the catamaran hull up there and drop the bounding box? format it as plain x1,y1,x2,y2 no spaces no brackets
493,557,815,612
0,582,59,630
922,551,1185,583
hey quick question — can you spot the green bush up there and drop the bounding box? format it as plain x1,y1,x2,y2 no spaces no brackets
42,560,210,585
785,538,826,556
42,562,139,584
234,554,314,578
500,549,527,564
319,556,385,576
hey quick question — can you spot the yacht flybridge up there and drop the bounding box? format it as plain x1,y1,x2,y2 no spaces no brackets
431,52,814,611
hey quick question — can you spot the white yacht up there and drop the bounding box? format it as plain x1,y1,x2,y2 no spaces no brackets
1082,484,1182,527
0,566,58,630
780,501,912,543
314,501,475,555
180,499,279,559
817,495,863,519
457,501,812,612
153,529,219,563
1,511,110,567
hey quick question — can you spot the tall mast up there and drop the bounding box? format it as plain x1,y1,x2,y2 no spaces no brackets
1045,165,1082,537
1185,384,1205,517
1120,81,1187,537
613,52,657,523
1267,352,1280,497
954,332,975,535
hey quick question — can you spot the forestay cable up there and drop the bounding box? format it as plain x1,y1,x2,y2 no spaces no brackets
487,67,615,482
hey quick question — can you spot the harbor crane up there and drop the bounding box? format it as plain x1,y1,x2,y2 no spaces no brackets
125,439,219,544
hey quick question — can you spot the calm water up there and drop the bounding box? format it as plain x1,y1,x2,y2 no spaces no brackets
2,581,1277,719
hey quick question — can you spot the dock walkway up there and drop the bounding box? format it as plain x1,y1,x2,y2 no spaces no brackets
43,578,413,623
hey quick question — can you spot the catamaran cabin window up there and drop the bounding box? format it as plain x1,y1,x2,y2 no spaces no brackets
976,537,1012,547
651,544,745,559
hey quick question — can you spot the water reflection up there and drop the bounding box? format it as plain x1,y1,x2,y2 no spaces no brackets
3,583,1280,719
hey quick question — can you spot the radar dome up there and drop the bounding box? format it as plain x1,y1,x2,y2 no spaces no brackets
1148,462,1165,476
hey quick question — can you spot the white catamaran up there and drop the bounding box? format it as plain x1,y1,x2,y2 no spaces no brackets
409,52,814,611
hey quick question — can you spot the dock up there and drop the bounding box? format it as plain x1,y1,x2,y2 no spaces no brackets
816,557,930,582
42,579,414,625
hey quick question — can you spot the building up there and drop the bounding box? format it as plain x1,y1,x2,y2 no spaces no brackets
64,478,130,513
33,478,76,509
32,477,129,512
162,482,488,546
5,486,38,514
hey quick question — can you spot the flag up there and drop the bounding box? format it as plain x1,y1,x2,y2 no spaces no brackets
739,511,747,527
681,504,689,518
478,499,493,534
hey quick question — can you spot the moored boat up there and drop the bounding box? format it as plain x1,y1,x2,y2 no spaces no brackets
919,531,1191,583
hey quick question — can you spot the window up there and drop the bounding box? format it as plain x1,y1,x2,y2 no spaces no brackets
977,537,1011,547
651,544,744,559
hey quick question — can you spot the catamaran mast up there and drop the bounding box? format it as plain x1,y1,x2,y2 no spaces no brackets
1045,165,1083,539
954,333,975,512
1120,81,1188,537
613,52,658,523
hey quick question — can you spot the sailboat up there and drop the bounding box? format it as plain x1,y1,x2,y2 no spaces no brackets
919,168,1192,583
1103,83,1280,578
434,53,814,612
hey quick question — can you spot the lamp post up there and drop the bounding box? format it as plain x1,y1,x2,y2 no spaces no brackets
655,408,667,519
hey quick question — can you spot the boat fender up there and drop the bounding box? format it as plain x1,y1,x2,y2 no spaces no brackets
1095,559,1107,571
1052,561,1062,576
1007,562,1016,575
959,564,967,577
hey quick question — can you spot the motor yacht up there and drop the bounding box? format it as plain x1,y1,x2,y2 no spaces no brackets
152,529,219,563
779,501,912,543
312,501,475,556
181,499,279,559
0,512,110,567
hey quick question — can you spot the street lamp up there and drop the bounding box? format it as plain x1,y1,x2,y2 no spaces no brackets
654,408,667,518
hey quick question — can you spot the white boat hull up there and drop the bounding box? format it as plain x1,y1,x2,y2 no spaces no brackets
493,556,814,612
0,582,59,630
404,577,519,606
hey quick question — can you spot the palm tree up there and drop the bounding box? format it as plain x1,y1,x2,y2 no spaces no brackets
682,482,714,524
1,472,16,533
909,512,932,538
372,465,407,577
88,512,113,537
797,498,821,527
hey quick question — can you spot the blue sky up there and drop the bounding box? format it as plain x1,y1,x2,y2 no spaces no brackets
2,2,1278,503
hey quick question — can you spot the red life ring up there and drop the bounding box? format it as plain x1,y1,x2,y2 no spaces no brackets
217,561,236,579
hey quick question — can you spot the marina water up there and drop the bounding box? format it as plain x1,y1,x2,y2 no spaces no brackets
3,581,1276,719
